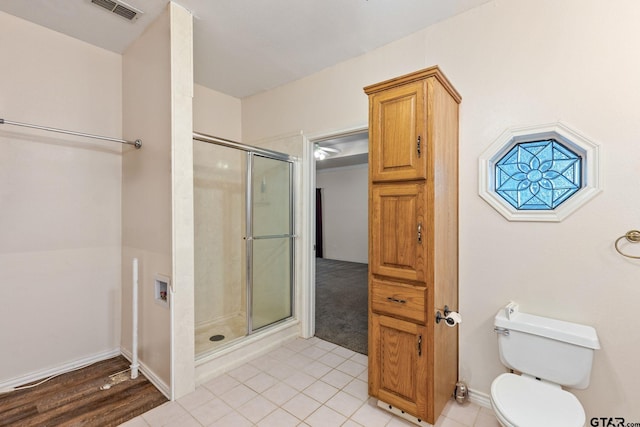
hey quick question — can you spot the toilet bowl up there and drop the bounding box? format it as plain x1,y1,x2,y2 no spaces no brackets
490,373,585,427
490,303,600,427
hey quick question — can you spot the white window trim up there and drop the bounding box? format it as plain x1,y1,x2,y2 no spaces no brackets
478,122,602,222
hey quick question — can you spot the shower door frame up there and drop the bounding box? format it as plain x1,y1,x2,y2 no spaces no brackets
246,152,295,334
192,132,296,339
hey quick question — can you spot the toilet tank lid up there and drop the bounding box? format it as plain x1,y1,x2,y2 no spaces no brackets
495,309,601,349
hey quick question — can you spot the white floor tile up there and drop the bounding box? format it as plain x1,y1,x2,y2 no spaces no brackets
473,408,500,427
284,371,317,391
262,381,299,406
286,354,315,369
342,378,368,401
349,353,368,366
218,383,258,409
208,410,254,427
244,372,278,393
304,405,347,427
142,401,190,426
188,396,233,425
300,345,329,360
302,380,339,403
317,352,347,368
320,369,354,389
441,400,480,426
119,416,149,427
349,399,393,427
256,407,301,427
435,416,468,427
331,346,356,359
238,395,278,423
266,361,296,380
335,359,367,377
314,340,339,352
202,374,240,396
177,386,215,411
126,339,492,427
161,413,201,427
282,393,322,420
324,390,365,417
386,415,420,427
302,361,333,379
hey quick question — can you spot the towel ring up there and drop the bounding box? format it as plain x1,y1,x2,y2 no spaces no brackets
614,230,640,259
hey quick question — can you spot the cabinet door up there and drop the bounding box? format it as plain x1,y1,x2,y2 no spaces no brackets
369,314,429,420
369,80,427,182
371,183,427,282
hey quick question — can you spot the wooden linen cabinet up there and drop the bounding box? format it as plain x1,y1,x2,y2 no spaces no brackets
364,66,460,425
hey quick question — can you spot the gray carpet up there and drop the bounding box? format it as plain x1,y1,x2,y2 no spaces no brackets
315,258,368,355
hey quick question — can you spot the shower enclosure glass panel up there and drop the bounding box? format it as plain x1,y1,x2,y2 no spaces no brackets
248,155,293,331
194,142,247,356
193,134,294,358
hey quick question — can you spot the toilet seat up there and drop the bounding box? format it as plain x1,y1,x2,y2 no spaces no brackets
490,373,586,427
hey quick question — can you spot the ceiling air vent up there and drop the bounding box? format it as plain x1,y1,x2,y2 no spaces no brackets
90,0,143,21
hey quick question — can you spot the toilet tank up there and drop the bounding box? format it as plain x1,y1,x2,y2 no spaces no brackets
494,304,600,389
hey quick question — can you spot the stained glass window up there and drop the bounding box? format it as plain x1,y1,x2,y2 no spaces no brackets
495,139,582,210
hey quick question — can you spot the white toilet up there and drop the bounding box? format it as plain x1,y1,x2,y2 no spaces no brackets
490,302,600,427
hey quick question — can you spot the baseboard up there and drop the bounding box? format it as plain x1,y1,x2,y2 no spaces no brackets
0,348,121,391
119,347,171,399
468,387,492,409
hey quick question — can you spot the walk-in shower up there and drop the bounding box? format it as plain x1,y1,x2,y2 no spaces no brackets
193,133,295,358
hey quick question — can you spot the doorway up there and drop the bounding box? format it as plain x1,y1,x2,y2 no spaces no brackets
311,129,369,354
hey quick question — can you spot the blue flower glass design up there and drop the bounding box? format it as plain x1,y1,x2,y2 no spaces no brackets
495,140,582,210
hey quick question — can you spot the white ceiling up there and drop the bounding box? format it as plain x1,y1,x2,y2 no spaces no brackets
0,0,490,98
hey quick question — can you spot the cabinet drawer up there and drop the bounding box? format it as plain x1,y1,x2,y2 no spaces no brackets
371,279,426,324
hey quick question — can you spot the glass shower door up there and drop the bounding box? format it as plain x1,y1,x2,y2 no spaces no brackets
248,154,294,332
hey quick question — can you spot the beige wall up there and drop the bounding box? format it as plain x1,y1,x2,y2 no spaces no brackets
122,7,173,393
121,3,196,399
193,84,242,141
242,0,640,418
0,12,122,384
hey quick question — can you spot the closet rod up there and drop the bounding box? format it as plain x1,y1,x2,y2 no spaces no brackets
0,118,142,149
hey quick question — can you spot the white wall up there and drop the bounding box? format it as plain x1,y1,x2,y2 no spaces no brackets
0,12,122,385
316,164,368,263
242,0,640,418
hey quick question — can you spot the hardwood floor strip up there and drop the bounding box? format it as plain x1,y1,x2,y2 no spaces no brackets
0,356,167,427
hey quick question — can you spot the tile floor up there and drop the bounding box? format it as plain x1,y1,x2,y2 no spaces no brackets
121,337,499,427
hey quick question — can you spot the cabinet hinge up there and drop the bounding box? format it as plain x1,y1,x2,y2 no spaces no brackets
417,222,422,243
417,335,422,356
417,136,421,158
